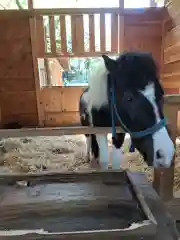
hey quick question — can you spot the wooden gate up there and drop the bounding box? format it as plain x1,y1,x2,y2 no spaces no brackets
33,8,123,58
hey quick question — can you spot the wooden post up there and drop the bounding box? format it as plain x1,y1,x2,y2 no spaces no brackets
153,14,178,202
29,17,45,127
119,0,124,8
28,0,45,126
150,0,158,7
28,0,33,9
153,103,178,201
44,59,51,86
118,0,124,53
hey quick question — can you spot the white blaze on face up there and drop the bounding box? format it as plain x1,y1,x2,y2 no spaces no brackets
140,83,175,168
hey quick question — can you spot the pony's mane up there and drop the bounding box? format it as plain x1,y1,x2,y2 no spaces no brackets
115,51,159,91
87,52,164,111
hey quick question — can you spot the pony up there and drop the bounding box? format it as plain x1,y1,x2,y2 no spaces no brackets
79,51,175,169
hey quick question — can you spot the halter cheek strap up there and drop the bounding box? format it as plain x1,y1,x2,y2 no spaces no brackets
110,80,167,145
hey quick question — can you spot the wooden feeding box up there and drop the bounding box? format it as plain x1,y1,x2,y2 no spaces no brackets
0,170,178,239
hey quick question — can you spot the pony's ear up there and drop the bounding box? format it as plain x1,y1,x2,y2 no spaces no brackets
102,55,117,72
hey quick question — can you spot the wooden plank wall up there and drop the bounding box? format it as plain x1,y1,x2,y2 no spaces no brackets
162,0,180,94
41,87,85,126
124,8,164,69
162,0,180,133
0,14,38,127
153,0,180,202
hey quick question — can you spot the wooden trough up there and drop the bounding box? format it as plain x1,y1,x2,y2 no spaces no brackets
0,170,179,239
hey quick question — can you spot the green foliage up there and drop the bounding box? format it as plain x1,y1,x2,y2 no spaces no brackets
15,0,28,9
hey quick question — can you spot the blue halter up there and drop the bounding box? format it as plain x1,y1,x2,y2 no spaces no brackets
109,80,167,152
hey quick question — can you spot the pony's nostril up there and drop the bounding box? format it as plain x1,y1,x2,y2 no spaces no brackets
156,149,163,159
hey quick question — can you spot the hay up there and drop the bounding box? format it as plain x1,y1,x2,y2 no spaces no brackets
0,134,179,191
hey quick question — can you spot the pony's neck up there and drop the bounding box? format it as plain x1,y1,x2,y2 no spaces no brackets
88,59,109,111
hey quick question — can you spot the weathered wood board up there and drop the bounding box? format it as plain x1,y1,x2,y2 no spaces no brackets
0,12,38,127
0,170,154,239
0,170,178,239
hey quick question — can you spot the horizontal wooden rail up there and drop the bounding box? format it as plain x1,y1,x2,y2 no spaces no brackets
0,126,124,138
0,8,164,17
43,52,117,58
164,94,180,104
33,7,164,16
0,95,178,138
0,169,126,185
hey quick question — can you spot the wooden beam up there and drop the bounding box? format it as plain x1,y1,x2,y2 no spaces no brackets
29,17,45,127
111,13,118,52
119,0,124,8
164,94,180,104
150,0,157,7
49,15,56,54
43,51,118,58
0,198,138,217
119,15,124,52
30,7,164,16
60,15,68,54
127,172,179,239
75,15,84,54
0,126,124,138
36,16,45,56
0,7,164,18
0,169,126,185
0,95,177,138
160,20,165,73
89,14,95,53
100,13,106,52
28,0,33,9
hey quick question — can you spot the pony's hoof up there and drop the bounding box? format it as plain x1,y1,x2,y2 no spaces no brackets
90,159,101,169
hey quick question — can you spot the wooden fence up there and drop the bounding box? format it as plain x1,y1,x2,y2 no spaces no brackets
34,8,124,58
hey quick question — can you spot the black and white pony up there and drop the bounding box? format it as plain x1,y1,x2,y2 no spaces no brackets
79,52,175,169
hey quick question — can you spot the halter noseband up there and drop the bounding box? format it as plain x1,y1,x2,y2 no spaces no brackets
109,80,167,142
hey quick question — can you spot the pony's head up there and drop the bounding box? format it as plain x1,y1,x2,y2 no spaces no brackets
102,52,175,168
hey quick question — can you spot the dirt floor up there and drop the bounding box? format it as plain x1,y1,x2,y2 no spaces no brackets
0,134,180,191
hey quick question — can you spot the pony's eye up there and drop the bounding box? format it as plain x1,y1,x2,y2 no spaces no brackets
127,97,132,102
123,92,133,102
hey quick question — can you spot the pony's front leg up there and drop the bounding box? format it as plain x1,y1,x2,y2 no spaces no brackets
85,135,91,162
112,133,125,169
96,134,109,169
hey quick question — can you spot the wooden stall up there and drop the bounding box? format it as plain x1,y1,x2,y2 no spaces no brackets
0,6,167,128
36,7,165,126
